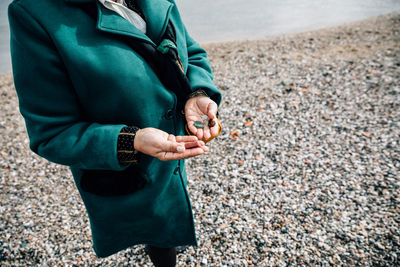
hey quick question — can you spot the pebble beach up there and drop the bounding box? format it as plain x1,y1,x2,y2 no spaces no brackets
1,12,399,266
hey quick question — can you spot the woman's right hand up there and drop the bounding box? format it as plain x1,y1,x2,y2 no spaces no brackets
134,128,208,161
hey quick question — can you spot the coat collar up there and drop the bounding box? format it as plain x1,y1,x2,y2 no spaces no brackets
66,0,173,45
137,0,173,44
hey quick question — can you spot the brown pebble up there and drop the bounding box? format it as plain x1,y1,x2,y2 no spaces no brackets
208,119,216,127
185,142,200,149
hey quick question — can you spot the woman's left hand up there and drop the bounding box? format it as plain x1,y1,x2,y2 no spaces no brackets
185,95,219,141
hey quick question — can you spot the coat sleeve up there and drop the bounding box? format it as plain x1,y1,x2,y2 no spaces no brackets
169,0,222,106
184,29,221,106
8,2,128,171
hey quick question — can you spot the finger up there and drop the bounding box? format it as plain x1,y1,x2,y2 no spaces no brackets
183,146,209,157
184,140,205,149
167,134,176,142
188,123,198,136
161,136,185,153
185,141,200,149
201,145,209,152
203,127,211,141
176,145,185,153
162,147,207,161
175,135,198,143
207,101,218,119
210,121,219,137
196,128,204,140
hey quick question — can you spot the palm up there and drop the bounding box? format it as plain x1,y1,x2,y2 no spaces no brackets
134,128,208,161
186,100,208,122
185,96,218,140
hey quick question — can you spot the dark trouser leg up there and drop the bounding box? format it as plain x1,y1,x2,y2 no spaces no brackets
146,246,177,267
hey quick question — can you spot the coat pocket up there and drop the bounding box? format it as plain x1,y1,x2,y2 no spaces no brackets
80,165,148,197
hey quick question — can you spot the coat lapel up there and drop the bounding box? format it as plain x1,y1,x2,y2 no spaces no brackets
65,0,174,45
96,2,155,44
136,0,173,44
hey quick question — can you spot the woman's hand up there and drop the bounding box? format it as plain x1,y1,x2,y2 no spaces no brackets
185,96,219,141
134,128,208,161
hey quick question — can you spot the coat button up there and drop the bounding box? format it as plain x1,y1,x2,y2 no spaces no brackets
174,166,180,174
165,109,174,119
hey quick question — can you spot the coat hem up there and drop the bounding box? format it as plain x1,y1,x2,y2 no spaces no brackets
94,239,197,258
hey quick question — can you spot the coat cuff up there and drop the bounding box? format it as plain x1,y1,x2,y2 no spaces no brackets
117,126,141,164
187,89,208,100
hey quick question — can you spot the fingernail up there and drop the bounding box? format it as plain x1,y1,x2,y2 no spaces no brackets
177,146,185,152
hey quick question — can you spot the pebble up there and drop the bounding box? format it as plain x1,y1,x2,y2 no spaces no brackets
1,13,400,266
194,121,204,129
208,119,216,128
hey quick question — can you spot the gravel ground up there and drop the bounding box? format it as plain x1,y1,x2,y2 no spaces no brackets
1,13,399,266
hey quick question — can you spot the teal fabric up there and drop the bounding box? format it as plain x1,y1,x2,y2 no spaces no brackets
9,0,221,257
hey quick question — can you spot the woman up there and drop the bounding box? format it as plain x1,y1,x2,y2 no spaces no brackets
8,0,221,265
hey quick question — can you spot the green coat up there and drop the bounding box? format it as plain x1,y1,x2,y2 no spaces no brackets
9,0,221,257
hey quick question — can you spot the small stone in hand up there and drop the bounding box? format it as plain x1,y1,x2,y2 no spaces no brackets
194,121,204,129
185,141,200,149
208,119,216,127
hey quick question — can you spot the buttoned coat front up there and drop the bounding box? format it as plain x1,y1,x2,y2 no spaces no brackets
8,0,221,257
